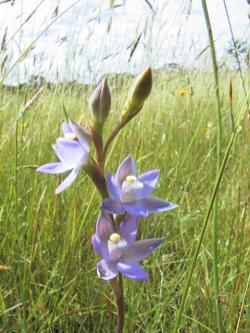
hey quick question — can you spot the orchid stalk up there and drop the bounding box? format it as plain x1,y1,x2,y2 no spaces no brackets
36,67,177,333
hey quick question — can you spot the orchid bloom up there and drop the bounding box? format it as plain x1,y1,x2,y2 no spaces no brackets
92,211,164,280
102,155,176,217
37,120,91,194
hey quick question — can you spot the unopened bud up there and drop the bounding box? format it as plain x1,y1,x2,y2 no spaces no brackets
89,78,111,126
130,66,152,108
121,66,152,122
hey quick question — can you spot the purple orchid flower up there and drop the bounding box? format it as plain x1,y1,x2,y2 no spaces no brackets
102,155,177,217
92,211,164,281
37,120,91,194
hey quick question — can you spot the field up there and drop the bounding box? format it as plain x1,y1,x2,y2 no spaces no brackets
0,68,249,332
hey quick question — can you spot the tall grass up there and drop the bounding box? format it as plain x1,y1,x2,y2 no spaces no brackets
0,68,249,332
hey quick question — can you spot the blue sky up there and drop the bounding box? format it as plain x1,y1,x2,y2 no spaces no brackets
0,0,249,84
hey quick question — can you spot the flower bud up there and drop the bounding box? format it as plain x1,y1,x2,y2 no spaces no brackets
121,66,152,123
130,66,152,108
89,78,111,126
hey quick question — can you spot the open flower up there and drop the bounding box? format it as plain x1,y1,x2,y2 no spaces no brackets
102,155,176,217
37,120,91,194
92,211,164,281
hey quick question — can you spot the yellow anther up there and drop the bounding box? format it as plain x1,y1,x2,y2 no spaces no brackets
64,132,77,141
109,233,121,243
125,175,137,184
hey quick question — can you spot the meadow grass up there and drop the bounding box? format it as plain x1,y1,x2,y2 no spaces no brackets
0,69,249,332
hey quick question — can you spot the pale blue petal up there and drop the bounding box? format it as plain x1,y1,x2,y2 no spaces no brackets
96,211,114,241
69,119,91,152
119,216,137,245
115,155,136,185
61,122,73,135
55,165,81,194
92,235,109,260
123,201,149,217
106,173,121,201
55,139,88,167
36,162,70,174
102,198,126,215
138,169,160,191
97,259,118,280
117,259,149,280
124,238,164,261
141,196,177,214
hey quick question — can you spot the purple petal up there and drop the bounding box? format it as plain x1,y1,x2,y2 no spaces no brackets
97,259,118,280
69,119,91,152
117,259,149,280
36,162,70,174
96,211,114,241
55,165,81,194
141,196,177,214
54,139,88,167
138,169,160,191
61,122,73,135
52,144,64,161
115,155,136,186
124,238,164,261
106,173,121,201
119,216,137,246
92,235,109,260
102,198,126,215
123,201,149,217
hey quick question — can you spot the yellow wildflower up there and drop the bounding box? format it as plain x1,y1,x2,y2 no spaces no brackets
177,88,189,97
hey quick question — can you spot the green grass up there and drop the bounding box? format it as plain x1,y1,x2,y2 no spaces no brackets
0,69,249,332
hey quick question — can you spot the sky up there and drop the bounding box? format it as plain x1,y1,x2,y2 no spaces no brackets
0,0,249,85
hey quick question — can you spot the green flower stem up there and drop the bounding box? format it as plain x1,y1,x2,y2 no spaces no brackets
103,121,125,160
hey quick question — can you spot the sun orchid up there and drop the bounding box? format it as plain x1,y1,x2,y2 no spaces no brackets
102,155,176,217
37,120,91,194
36,68,178,333
92,211,164,280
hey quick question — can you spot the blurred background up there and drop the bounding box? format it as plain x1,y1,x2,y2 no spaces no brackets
0,0,249,85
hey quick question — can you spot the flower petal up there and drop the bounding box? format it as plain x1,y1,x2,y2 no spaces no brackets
92,235,109,260
115,155,136,186
97,259,118,280
55,165,81,194
102,198,126,215
106,173,121,201
96,211,114,242
52,144,64,161
119,216,137,246
124,238,164,262
138,169,160,191
55,139,88,167
141,196,177,214
61,122,73,135
117,259,149,280
69,119,91,152
123,201,149,217
36,162,70,174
